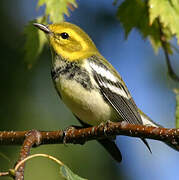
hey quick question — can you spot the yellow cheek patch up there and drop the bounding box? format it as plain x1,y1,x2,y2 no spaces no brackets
48,23,98,61
53,38,82,52
65,29,88,51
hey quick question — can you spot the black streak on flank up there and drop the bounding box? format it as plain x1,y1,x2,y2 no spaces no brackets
51,58,94,90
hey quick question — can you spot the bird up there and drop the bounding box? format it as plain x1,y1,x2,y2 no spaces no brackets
33,22,179,162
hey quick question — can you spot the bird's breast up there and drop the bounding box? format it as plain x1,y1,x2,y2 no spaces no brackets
55,77,118,126
51,56,119,125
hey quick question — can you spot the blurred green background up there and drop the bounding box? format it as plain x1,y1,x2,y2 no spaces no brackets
1,0,179,180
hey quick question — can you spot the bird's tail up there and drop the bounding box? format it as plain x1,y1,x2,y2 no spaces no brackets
97,138,122,163
76,116,122,162
139,109,179,151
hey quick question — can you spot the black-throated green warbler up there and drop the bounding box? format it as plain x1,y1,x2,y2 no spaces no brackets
34,22,179,162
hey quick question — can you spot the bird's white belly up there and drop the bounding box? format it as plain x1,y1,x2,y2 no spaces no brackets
56,78,118,126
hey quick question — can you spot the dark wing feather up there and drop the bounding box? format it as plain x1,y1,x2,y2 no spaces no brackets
94,73,143,125
92,67,151,153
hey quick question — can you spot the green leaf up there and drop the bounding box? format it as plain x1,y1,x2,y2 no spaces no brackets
117,0,173,53
24,17,47,68
117,0,159,51
60,165,87,180
117,0,146,37
37,0,77,23
174,89,179,128
149,0,179,44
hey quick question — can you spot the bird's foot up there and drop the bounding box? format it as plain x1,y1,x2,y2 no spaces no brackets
63,125,86,145
98,120,116,140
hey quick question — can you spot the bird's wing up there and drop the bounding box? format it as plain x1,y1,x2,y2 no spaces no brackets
90,60,143,125
89,59,151,152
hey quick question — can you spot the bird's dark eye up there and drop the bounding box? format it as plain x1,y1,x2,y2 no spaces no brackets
60,32,69,39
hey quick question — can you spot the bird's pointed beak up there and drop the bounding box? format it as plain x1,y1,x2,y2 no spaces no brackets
33,23,51,34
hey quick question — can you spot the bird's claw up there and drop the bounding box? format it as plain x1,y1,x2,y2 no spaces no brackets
63,125,86,145
98,120,116,140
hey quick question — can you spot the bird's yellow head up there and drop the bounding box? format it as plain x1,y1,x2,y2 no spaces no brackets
34,22,98,61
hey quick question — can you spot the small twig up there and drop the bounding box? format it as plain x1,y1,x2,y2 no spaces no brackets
158,19,179,82
0,154,64,179
0,171,9,177
15,130,42,180
14,154,63,171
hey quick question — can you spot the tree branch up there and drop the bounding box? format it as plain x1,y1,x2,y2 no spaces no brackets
0,122,179,146
1,122,179,179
